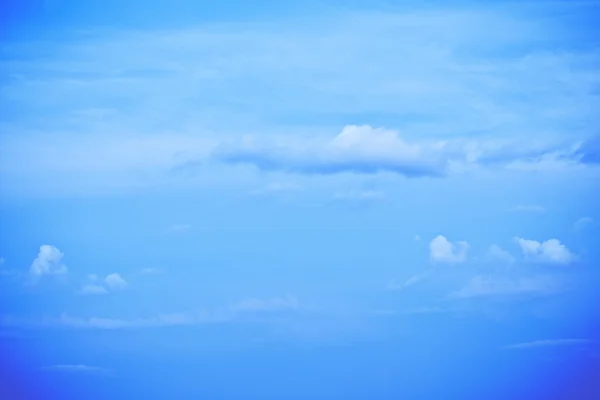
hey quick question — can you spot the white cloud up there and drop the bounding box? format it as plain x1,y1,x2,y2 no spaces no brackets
429,235,469,264
104,273,128,290
41,364,113,376
1,7,598,197
450,275,560,298
78,284,108,296
487,244,515,264
503,339,592,350
514,237,575,264
29,245,67,279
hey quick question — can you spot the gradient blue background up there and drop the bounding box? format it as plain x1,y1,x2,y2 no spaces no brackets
1,0,599,399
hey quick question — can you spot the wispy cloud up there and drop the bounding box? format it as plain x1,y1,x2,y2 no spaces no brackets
508,205,547,213
136,267,164,276
165,224,192,234
1,6,599,196
487,244,516,264
503,339,592,350
1,296,299,330
41,364,113,376
387,275,423,291
450,275,562,299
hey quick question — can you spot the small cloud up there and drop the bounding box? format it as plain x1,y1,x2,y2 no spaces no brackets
414,235,421,241
574,217,593,231
450,275,561,299
136,267,164,276
165,224,192,234
514,237,575,264
387,275,422,291
487,244,515,264
41,364,113,376
373,309,396,316
504,339,592,350
508,205,546,213
249,182,301,196
232,295,298,312
78,284,108,296
104,273,128,290
429,235,469,264
401,306,446,315
29,245,67,280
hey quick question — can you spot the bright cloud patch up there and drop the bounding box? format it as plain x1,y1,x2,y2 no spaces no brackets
429,235,469,264
104,273,128,290
29,245,67,278
214,125,448,177
514,238,575,264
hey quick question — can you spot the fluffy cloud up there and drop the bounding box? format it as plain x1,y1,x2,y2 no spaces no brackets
104,273,128,290
429,235,469,264
514,237,575,264
29,245,67,279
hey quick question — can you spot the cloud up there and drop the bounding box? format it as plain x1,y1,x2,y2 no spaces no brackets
249,182,302,196
232,295,299,312
2,295,299,330
514,237,575,264
213,125,448,177
574,217,593,231
29,245,67,279
429,235,469,264
573,135,600,165
136,268,164,276
450,275,561,298
508,204,547,213
104,273,128,290
387,275,422,291
487,244,515,264
41,364,113,376
78,284,108,295
165,224,192,234
503,339,592,350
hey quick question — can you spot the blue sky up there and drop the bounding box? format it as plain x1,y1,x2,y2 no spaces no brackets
1,0,600,398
